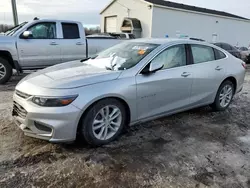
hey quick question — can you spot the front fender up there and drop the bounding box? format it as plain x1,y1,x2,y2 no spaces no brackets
71,77,137,125
0,38,18,61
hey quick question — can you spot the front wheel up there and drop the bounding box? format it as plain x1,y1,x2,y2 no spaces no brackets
210,80,235,111
79,98,126,146
0,57,13,84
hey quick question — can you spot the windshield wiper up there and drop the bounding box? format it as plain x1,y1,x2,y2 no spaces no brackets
105,63,117,70
80,57,90,62
105,56,117,70
80,55,97,62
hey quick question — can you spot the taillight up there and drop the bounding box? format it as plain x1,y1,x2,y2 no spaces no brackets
242,62,247,69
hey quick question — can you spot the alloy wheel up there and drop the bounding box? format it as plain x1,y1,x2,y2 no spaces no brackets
0,63,6,80
219,84,233,108
92,105,122,140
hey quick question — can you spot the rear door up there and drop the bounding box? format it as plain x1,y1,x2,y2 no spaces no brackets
60,22,86,62
17,22,61,68
136,44,193,120
188,44,226,106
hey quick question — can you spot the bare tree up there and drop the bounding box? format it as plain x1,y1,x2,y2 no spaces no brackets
84,26,101,36
0,24,13,33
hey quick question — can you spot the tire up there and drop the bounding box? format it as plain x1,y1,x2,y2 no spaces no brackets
210,80,235,111
246,54,250,64
79,98,126,146
0,57,13,84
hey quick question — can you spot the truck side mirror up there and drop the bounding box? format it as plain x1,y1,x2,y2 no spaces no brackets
22,31,33,39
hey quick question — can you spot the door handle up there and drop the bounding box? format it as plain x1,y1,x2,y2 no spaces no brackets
181,72,191,77
76,42,84,45
215,66,223,71
50,41,58,45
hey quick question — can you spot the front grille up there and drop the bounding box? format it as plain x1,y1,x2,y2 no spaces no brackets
13,101,27,119
15,90,31,99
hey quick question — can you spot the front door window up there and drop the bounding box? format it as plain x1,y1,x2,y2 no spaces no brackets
28,22,56,39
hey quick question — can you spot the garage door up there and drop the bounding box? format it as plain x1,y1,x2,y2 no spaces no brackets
105,16,117,33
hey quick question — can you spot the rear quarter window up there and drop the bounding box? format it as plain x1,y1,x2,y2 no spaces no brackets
214,48,227,60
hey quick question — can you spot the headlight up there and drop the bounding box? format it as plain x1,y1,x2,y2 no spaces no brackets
32,95,78,107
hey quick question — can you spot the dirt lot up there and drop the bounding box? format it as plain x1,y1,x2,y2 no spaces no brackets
0,70,250,188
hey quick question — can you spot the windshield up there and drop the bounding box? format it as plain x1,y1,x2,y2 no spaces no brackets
5,22,28,36
87,42,159,71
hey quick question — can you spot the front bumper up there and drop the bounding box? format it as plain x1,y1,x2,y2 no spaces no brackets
12,92,82,143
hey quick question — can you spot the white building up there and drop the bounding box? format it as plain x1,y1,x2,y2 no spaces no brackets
100,0,250,46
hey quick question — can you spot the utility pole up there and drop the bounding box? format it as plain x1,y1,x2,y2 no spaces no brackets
11,0,19,26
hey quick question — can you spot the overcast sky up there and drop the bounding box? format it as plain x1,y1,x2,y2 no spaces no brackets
1,0,250,26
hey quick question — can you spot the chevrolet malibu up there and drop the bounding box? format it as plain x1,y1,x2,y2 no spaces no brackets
13,39,246,146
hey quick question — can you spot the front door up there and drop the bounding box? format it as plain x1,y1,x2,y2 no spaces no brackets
136,44,193,120
17,22,61,69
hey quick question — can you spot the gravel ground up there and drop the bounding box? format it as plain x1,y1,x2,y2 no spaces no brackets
0,70,250,188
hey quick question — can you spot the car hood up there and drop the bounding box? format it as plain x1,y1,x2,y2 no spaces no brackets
0,35,16,42
18,60,122,89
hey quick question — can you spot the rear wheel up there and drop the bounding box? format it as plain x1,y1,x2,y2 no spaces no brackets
210,80,235,111
79,98,126,146
0,57,13,84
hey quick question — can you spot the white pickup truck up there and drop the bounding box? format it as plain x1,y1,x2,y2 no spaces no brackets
0,19,123,84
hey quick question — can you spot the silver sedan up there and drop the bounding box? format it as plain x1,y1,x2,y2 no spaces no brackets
13,39,246,146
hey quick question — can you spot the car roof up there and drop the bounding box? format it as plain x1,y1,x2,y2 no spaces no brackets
214,42,232,46
28,19,82,25
129,38,231,54
130,38,209,46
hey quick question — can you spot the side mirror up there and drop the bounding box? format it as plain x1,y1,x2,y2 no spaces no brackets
22,31,32,38
149,61,164,73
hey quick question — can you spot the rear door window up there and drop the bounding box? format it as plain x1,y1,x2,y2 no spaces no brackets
191,44,215,64
62,23,80,39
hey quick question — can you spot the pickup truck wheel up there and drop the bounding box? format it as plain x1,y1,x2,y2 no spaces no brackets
79,98,126,146
0,57,13,84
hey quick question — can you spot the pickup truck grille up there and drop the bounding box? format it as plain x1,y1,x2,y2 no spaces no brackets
15,90,31,99
13,101,27,119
